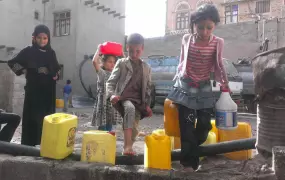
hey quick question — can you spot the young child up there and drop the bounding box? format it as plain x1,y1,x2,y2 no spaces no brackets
167,4,229,172
106,33,152,155
0,109,20,142
8,24,60,146
91,45,123,131
63,80,72,112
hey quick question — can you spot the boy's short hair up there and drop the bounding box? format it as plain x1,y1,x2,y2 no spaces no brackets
67,80,71,84
127,33,144,45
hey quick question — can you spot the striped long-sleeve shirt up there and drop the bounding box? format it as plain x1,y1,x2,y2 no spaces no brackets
185,36,217,81
177,34,228,85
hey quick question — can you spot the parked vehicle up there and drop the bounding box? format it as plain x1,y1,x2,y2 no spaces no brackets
233,59,256,113
143,55,243,108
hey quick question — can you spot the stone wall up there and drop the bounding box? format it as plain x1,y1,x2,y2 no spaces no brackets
0,154,277,180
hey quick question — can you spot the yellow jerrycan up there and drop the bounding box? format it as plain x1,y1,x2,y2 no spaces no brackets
210,120,219,141
173,131,217,149
56,99,64,108
200,131,217,160
218,122,253,160
152,129,175,150
40,113,78,159
164,98,219,139
81,130,116,165
164,98,180,137
144,132,171,170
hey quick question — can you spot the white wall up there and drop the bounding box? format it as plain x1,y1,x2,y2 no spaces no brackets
0,0,126,99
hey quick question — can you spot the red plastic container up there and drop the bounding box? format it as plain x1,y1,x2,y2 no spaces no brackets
100,42,123,56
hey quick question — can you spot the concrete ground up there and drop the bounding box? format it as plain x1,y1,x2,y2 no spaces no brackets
8,105,275,179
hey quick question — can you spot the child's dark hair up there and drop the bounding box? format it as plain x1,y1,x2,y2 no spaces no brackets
190,4,220,33
100,54,118,70
127,33,144,45
66,80,71,84
101,54,118,63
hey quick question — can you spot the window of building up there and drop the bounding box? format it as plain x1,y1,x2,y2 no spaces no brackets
176,12,189,30
225,4,238,24
175,4,190,30
256,0,270,14
34,11,39,20
54,11,71,37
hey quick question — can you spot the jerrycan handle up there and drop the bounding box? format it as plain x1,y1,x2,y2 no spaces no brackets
52,117,60,123
152,133,167,141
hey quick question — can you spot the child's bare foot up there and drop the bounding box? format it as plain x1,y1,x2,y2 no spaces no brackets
122,147,136,156
182,167,195,172
138,131,146,137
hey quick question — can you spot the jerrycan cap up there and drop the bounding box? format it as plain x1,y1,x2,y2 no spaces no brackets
152,133,166,140
220,86,230,92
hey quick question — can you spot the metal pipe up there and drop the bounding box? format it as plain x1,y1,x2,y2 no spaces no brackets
0,138,256,165
115,138,256,165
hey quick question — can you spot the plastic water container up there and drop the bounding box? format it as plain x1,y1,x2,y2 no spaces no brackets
100,42,123,56
164,99,220,138
200,131,217,160
40,113,78,159
215,88,238,130
152,129,174,150
164,98,180,137
81,130,116,165
210,120,219,141
172,131,217,150
144,133,171,170
56,99,64,108
218,122,253,160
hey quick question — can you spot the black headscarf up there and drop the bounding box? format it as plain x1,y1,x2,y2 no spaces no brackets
32,24,52,51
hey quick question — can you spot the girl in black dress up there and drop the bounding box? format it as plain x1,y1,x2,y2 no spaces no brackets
8,25,60,146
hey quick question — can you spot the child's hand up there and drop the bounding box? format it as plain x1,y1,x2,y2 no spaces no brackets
146,106,153,117
53,75,58,80
96,44,102,55
110,95,120,104
221,83,231,93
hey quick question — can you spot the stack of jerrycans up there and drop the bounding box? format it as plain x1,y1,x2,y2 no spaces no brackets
40,113,78,159
215,88,253,160
218,122,253,160
164,98,218,147
81,131,116,165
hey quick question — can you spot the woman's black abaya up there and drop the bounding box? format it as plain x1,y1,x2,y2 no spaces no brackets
8,25,60,146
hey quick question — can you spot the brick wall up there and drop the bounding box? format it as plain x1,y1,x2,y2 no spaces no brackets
166,0,284,32
144,18,284,61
